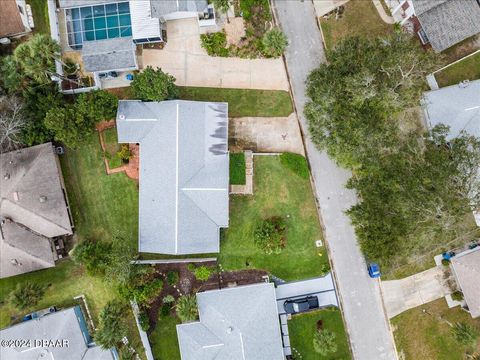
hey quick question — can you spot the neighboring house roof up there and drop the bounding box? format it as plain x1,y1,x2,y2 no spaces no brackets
0,143,72,278
423,79,480,139
451,248,480,318
130,0,162,41
176,283,285,360
0,0,26,37
116,100,229,254
0,306,115,360
412,0,480,52
151,0,208,18
82,37,137,73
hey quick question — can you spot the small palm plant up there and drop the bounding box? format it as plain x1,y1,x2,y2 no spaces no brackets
176,295,199,323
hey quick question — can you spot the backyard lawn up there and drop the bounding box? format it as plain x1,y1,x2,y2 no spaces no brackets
392,299,480,360
320,0,394,50
435,52,480,88
288,308,351,360
102,126,123,168
230,152,246,185
108,86,293,117
60,131,138,248
219,156,328,281
27,0,50,35
150,314,182,360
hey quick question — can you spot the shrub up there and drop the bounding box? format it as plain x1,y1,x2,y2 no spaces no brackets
131,66,178,101
200,32,229,57
451,291,464,301
119,278,163,305
452,322,478,346
95,300,128,349
280,153,309,179
120,348,136,360
187,263,196,272
253,216,286,254
313,329,337,356
193,266,213,281
160,303,172,317
167,271,179,286
441,258,450,266
117,144,131,161
71,238,113,276
138,310,150,332
163,295,175,304
10,282,46,309
75,90,118,123
176,295,198,323
262,28,288,58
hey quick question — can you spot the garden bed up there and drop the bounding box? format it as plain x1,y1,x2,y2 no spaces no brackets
230,152,246,185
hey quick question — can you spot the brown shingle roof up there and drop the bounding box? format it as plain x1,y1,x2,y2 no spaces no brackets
0,0,25,38
451,248,480,318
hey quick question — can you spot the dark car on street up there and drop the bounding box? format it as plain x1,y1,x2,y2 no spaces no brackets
284,296,319,314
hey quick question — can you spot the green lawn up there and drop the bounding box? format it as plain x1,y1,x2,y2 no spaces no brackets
102,127,122,168
150,315,182,360
219,156,328,280
435,52,480,88
392,299,480,360
230,152,246,185
288,308,352,360
320,0,394,50
27,0,50,35
60,131,138,248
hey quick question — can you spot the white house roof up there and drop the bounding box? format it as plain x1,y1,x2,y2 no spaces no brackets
451,248,480,318
116,100,229,254
130,0,162,40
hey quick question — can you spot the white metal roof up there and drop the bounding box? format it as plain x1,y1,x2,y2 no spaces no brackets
129,0,161,40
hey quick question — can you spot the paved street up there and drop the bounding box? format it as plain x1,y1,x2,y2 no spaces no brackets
272,1,397,359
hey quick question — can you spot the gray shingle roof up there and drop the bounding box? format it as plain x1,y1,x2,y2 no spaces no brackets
0,143,72,278
423,79,480,139
82,37,137,73
151,0,208,18
412,0,480,52
451,248,480,318
116,100,229,254
0,306,115,359
176,283,285,360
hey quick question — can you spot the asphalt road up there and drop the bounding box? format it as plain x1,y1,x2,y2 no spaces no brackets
271,1,397,359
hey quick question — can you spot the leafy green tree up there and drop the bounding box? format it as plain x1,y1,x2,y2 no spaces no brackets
72,238,113,276
313,329,337,356
131,66,178,101
44,104,90,148
262,28,288,58
0,56,24,94
176,295,198,323
14,34,61,85
452,322,478,347
75,90,118,123
254,217,286,254
193,266,213,281
95,300,128,349
10,282,46,310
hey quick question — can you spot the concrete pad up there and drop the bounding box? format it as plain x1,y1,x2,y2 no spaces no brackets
186,55,221,87
185,35,206,55
221,72,251,89
382,266,452,318
250,60,289,90
221,58,251,74
143,49,186,70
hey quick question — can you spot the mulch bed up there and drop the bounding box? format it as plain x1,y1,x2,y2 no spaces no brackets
145,261,268,333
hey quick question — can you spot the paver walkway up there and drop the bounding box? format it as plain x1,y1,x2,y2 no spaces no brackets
382,266,452,319
142,18,289,91
372,0,396,24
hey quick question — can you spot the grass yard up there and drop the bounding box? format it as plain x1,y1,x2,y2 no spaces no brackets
320,0,394,50
435,52,480,88
27,0,50,35
392,299,480,360
230,152,246,185
108,86,293,117
60,131,138,248
219,156,328,281
288,308,352,360
0,261,145,359
102,127,122,168
150,315,182,360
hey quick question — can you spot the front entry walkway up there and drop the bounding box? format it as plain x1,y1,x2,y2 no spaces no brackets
142,18,289,91
382,266,452,318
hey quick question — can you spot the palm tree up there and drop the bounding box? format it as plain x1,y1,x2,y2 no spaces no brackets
176,295,198,323
14,34,61,84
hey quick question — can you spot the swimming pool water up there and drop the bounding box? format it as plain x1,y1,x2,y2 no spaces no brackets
65,1,132,49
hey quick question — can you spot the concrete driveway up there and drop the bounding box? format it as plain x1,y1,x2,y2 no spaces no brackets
142,18,289,91
382,266,452,319
275,274,339,315
229,114,305,155
272,1,398,359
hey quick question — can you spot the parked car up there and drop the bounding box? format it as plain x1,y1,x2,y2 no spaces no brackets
284,296,319,314
368,263,381,278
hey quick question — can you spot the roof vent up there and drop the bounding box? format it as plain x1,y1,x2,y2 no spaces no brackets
39,196,47,203
226,326,233,334
119,114,125,120
4,173,10,180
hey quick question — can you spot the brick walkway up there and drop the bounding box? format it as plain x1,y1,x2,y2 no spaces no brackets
230,151,253,195
96,121,139,180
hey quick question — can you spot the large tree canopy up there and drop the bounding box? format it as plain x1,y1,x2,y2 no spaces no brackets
305,32,480,271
